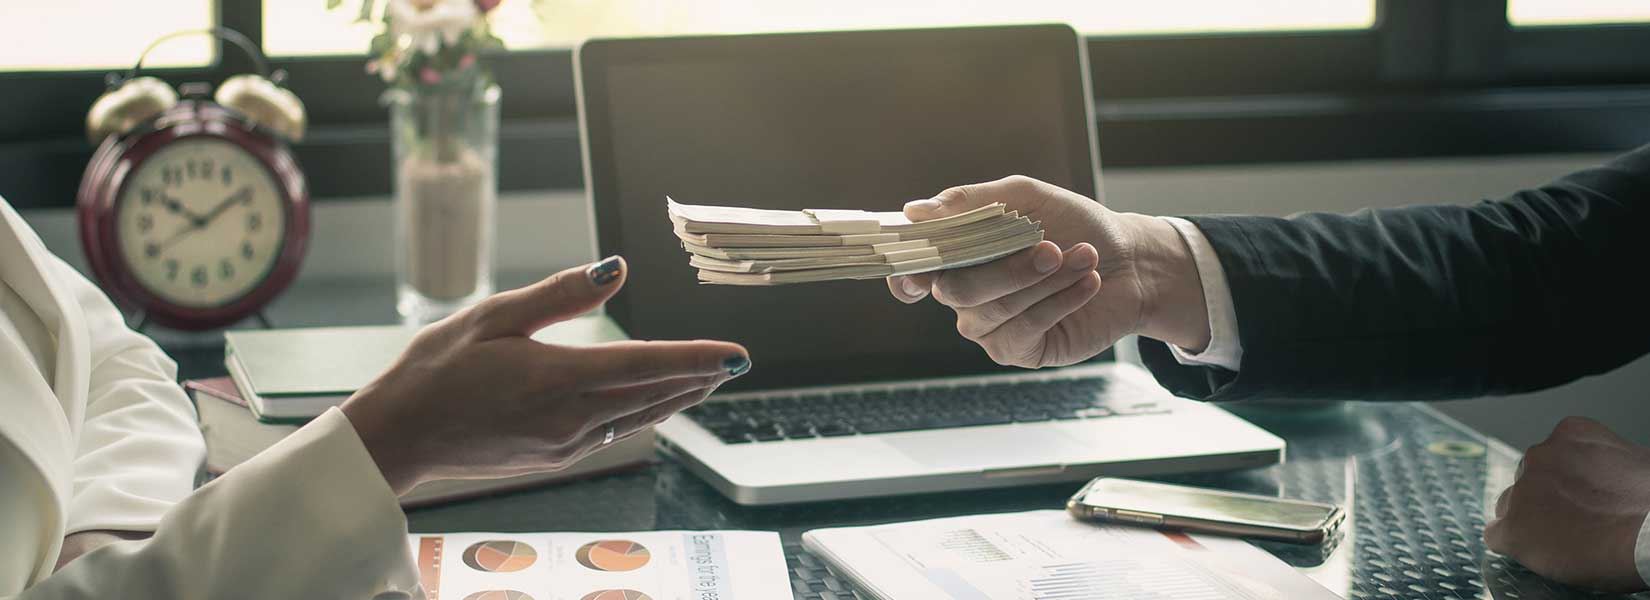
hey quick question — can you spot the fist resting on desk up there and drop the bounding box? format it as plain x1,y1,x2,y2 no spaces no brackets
1486,417,1650,592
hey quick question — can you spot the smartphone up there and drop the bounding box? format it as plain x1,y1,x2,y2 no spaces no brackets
1066,477,1344,544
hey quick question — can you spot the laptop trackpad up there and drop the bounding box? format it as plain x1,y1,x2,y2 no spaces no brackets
880,428,1089,470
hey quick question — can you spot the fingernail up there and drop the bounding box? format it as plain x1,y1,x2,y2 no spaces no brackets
587,255,622,285
1070,244,1098,271
723,355,751,377
1033,245,1060,273
902,278,927,298
905,198,942,213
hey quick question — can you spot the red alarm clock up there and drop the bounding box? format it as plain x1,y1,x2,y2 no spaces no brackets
77,29,309,331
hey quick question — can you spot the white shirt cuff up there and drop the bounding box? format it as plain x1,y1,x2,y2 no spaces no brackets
1160,217,1243,372
1636,510,1650,588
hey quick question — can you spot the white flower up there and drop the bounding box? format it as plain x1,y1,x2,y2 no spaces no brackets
388,0,478,56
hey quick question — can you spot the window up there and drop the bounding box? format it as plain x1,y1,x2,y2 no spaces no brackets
1508,0,1650,27
265,0,1375,57
0,0,213,71
6,0,1650,211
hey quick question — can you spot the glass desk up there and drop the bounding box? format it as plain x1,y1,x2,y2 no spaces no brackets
167,278,1639,600
386,401,1631,600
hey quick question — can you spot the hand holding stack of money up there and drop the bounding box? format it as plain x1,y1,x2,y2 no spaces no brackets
668,198,1044,285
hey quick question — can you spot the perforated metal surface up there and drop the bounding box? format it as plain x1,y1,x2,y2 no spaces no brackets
404,402,1641,599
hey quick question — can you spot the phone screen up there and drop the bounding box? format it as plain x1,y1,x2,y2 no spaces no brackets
1082,479,1335,530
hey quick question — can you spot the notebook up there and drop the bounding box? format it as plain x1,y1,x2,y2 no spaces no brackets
223,315,628,422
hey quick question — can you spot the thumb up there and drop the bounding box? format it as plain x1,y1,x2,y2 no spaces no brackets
906,176,1053,222
904,182,993,222
471,255,626,339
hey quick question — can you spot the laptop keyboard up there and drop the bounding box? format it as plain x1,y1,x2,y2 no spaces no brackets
683,376,1169,444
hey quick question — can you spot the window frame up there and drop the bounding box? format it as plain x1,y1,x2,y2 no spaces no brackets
5,0,1650,210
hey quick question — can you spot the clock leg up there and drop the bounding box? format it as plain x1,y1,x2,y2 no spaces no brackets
132,311,151,333
253,311,275,330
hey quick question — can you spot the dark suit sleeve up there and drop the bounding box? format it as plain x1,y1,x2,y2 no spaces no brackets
1140,144,1650,402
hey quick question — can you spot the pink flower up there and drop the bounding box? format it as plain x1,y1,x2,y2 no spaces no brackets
420,67,443,85
474,0,501,12
458,54,477,70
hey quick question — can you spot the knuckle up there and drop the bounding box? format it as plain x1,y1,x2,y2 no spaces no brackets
1001,316,1041,344
930,279,967,307
935,185,970,205
1521,444,1551,469
1553,415,1600,437
976,299,1014,324
1001,175,1037,191
983,345,1010,366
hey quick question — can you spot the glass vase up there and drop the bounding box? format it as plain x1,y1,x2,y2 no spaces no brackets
386,78,500,324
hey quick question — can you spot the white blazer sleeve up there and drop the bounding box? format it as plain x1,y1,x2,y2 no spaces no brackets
14,408,420,600
43,255,206,534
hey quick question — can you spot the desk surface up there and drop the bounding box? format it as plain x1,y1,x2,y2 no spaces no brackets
170,278,1634,600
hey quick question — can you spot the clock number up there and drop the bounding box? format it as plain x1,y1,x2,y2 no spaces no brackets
221,166,233,186
200,159,214,181
162,165,183,188
137,213,154,233
165,259,179,281
141,189,154,205
240,240,254,260
219,259,235,280
247,212,262,232
186,160,197,180
144,243,160,259
191,265,208,288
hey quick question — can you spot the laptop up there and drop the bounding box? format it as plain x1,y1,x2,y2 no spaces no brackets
575,24,1284,505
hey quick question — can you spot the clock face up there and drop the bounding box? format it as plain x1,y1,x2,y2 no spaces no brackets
115,137,288,308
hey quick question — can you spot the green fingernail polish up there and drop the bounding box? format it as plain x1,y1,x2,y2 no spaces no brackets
723,355,751,377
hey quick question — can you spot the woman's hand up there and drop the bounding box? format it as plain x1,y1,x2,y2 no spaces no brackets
887,176,1209,368
341,256,750,495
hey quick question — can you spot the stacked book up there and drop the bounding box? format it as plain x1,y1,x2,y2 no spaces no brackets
668,198,1044,285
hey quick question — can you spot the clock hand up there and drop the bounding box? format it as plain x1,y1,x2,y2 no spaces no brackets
160,194,208,222
194,187,252,227
152,187,252,254
155,221,200,253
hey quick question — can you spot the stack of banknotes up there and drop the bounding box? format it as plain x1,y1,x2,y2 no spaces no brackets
668,198,1044,285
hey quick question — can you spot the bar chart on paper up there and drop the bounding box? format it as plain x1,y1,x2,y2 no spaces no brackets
1026,561,1247,600
802,511,1341,600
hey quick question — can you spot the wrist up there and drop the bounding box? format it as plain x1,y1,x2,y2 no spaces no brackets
339,386,425,496
1121,213,1212,352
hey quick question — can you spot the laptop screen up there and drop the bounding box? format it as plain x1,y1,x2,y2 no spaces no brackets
580,25,1100,391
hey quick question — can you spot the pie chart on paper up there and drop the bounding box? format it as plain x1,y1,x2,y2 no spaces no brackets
579,591,651,600
574,540,652,572
461,540,538,573
462,591,534,600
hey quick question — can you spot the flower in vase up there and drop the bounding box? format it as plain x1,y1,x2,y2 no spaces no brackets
388,0,478,55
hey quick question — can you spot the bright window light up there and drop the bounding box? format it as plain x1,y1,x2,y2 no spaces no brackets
264,0,1376,57
1509,0,1650,26
0,0,212,71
